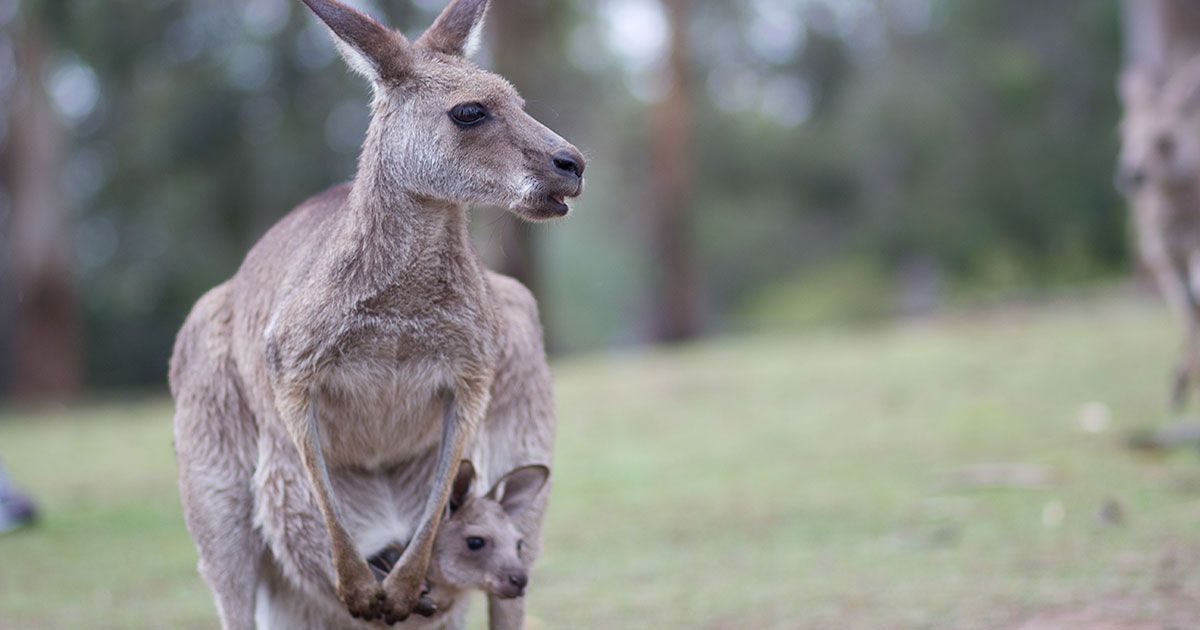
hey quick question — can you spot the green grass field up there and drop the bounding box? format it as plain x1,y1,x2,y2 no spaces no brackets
4,291,1200,629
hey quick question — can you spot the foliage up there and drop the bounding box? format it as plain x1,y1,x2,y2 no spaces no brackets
0,0,1133,385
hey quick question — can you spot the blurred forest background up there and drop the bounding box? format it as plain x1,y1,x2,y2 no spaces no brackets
13,1,1200,627
0,0,1127,399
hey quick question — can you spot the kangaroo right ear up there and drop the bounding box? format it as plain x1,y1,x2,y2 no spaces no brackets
417,0,490,58
449,460,476,513
487,465,549,518
301,0,410,84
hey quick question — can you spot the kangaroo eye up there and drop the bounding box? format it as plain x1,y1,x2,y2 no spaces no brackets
517,539,525,552
466,536,486,551
449,102,488,127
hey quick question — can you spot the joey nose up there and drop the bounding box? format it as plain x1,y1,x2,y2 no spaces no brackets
552,148,586,179
508,573,528,589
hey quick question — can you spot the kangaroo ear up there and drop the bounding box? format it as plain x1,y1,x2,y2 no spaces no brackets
449,460,476,513
417,0,490,58
301,0,410,83
487,465,549,518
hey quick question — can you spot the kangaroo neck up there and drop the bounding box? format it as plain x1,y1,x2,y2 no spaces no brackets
344,133,477,280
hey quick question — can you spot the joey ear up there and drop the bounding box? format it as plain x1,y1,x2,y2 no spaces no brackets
416,0,490,58
301,0,410,83
449,460,476,513
487,465,549,517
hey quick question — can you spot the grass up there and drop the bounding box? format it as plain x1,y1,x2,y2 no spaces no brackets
4,290,1200,629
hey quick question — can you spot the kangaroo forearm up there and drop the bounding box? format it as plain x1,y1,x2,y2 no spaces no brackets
284,392,378,595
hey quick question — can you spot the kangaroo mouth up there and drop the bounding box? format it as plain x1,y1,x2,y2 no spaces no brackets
517,187,580,221
545,194,570,216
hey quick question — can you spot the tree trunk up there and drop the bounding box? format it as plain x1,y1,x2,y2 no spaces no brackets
4,24,82,401
488,0,568,348
489,0,569,296
649,0,700,342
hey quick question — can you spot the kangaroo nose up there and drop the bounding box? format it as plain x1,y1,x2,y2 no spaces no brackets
508,573,528,589
552,148,585,179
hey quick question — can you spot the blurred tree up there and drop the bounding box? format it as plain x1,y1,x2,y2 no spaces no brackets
488,0,571,346
649,0,700,342
0,0,1144,391
4,11,82,401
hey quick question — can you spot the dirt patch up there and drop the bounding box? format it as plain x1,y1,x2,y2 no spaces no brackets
1012,545,1200,630
1012,599,1195,630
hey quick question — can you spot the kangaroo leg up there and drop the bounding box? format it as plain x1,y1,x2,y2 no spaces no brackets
1175,327,1200,410
171,287,262,630
1171,323,1197,412
1183,253,1200,409
487,597,527,630
481,274,556,630
1148,259,1195,411
380,382,489,624
175,394,261,630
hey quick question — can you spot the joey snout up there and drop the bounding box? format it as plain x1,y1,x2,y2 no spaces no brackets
495,570,529,599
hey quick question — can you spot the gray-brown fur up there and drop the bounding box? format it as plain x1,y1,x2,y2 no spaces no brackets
1119,56,1200,408
169,0,583,627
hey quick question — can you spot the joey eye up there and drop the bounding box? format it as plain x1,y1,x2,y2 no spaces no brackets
466,536,486,551
517,539,525,552
449,102,488,127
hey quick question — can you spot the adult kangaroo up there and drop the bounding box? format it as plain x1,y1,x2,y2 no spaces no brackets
169,0,583,627
1119,58,1200,410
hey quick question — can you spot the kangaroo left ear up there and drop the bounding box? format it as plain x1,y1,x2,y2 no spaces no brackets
449,460,476,513
300,0,411,84
487,464,549,517
417,0,490,58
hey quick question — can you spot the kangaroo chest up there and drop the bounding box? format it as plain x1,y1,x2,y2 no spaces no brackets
312,282,499,470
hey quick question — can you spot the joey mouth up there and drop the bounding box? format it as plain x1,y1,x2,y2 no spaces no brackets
494,583,526,600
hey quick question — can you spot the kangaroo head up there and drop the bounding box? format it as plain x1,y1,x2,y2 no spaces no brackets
429,461,548,599
1118,59,1200,194
302,0,585,220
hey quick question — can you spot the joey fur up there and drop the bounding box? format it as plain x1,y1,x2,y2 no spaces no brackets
366,463,550,612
